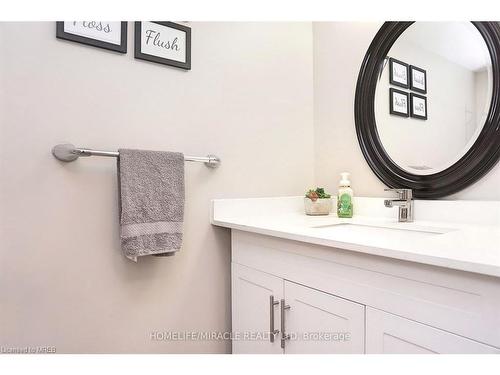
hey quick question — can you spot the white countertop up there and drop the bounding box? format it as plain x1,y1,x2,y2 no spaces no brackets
211,196,500,278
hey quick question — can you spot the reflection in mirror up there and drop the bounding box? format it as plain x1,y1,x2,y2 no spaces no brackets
375,22,493,175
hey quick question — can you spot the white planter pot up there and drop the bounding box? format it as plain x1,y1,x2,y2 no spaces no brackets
304,197,332,216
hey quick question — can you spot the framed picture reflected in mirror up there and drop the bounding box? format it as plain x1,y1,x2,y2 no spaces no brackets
410,65,427,93
389,88,409,117
389,57,409,88
410,93,428,120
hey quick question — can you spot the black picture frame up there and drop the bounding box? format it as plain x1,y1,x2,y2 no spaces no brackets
134,21,191,70
355,21,500,198
389,88,409,117
56,22,128,53
389,57,409,88
410,65,427,94
410,93,428,120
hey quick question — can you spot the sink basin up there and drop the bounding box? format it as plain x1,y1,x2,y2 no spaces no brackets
312,222,457,240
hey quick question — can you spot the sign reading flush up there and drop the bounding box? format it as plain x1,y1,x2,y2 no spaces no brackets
134,21,191,70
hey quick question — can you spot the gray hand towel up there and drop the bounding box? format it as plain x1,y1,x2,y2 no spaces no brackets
117,149,185,262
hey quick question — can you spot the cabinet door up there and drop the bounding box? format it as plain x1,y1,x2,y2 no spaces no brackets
366,307,500,354
282,281,365,354
231,263,284,354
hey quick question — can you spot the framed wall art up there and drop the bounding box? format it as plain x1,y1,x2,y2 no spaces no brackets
410,65,427,93
389,57,409,88
389,88,409,117
135,21,191,70
56,22,127,53
410,93,428,120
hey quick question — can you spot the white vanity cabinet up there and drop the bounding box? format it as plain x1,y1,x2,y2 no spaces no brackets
230,230,500,354
232,263,365,354
232,263,283,354
282,280,365,354
365,307,499,354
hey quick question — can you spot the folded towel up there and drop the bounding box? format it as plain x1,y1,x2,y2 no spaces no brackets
117,149,185,262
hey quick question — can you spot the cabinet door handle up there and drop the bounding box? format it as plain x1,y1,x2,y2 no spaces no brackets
269,295,279,343
280,299,291,349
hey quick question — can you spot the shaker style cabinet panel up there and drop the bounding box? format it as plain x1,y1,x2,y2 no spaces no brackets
365,307,500,354
231,262,366,354
231,263,283,354
282,281,365,354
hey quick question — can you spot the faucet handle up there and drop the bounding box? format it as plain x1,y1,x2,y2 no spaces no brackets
384,188,413,200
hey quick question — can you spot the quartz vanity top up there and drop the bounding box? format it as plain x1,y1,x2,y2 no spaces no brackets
211,196,500,278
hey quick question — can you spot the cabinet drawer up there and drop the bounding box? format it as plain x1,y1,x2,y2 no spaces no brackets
366,307,500,354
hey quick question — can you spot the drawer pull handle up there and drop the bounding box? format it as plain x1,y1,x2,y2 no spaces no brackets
269,295,279,343
280,299,291,349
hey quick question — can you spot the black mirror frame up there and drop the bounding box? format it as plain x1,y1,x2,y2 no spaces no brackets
355,22,500,199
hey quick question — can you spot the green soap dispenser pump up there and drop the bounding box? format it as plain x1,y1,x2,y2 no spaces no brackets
337,172,353,218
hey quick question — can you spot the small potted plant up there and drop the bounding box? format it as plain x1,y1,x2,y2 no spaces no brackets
304,187,333,215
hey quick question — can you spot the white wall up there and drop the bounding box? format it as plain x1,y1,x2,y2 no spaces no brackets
313,22,500,200
475,69,490,134
0,22,314,353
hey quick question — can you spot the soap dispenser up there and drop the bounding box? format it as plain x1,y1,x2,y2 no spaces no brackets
337,172,353,218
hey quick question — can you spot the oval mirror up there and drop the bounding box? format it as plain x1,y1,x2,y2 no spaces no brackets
355,22,500,198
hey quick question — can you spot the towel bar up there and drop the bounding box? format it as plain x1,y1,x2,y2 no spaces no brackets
52,143,220,168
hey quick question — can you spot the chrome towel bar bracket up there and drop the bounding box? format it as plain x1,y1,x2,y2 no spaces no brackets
52,143,220,168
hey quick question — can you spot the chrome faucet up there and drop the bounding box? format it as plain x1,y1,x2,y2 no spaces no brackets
384,188,414,222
